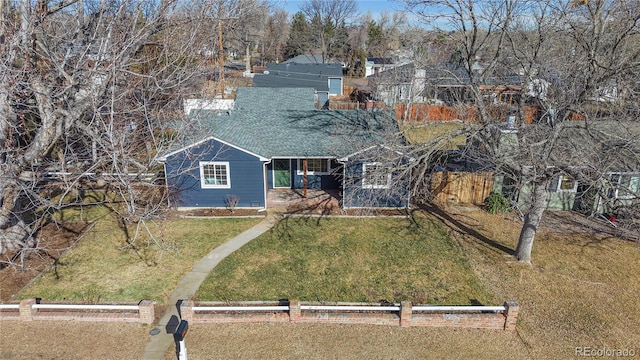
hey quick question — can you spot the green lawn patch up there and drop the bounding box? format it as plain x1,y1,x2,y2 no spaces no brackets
19,214,261,303
196,213,496,304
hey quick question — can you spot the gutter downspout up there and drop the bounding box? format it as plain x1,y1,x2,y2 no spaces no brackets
260,159,272,212
336,157,347,210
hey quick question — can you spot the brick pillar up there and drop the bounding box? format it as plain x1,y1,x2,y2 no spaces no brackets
289,299,301,322
504,301,519,331
400,301,412,328
19,299,37,321
180,299,194,323
138,300,155,324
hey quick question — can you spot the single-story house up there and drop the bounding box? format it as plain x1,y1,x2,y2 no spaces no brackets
252,63,344,107
365,57,394,77
157,88,410,210
430,122,639,215
494,122,639,214
368,62,427,106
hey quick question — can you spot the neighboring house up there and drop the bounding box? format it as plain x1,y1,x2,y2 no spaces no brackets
252,63,344,107
504,123,637,213
283,54,344,66
430,122,640,215
421,64,524,106
365,58,394,77
368,62,427,106
157,87,410,210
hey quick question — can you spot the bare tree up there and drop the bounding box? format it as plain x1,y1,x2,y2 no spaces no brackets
221,0,270,70
398,0,640,262
262,9,290,63
300,0,358,62
365,11,407,59
0,0,249,264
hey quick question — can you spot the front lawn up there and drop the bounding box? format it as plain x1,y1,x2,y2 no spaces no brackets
196,213,496,304
19,214,262,303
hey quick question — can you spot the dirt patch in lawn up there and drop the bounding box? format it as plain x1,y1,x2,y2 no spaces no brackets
178,207,411,218
178,208,266,217
0,221,92,302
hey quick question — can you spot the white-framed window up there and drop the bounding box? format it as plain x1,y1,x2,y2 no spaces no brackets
610,173,640,199
362,162,391,189
551,175,578,192
200,161,231,189
297,159,331,175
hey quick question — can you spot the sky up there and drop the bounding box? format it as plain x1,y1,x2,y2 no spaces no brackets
278,0,405,18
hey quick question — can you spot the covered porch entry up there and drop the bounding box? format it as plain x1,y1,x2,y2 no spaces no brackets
267,158,343,212
267,188,341,213
269,158,342,190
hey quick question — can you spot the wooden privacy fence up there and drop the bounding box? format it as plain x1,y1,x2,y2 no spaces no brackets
0,299,154,324
396,104,537,124
430,172,495,205
179,300,519,331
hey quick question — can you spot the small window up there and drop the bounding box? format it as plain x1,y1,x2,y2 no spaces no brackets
362,162,391,189
610,173,639,199
558,175,576,191
200,161,230,189
297,159,331,175
551,175,577,192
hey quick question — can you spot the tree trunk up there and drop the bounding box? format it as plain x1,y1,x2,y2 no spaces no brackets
515,178,549,263
0,178,34,254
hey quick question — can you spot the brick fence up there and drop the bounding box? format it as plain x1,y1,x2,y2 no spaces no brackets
179,300,519,331
0,299,154,324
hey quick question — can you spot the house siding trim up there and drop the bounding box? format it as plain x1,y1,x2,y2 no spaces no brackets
158,136,269,163
339,156,410,209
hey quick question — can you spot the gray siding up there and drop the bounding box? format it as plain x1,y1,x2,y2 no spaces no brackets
328,77,343,95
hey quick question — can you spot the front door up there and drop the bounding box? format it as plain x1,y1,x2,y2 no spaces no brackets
273,159,291,188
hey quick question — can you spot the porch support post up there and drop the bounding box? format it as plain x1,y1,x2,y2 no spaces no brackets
303,159,307,198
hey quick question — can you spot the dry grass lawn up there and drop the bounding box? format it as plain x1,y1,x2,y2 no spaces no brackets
435,205,640,359
2,206,639,359
403,122,467,149
175,206,640,359
0,322,151,359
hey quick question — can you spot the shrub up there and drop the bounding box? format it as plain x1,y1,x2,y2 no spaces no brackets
226,194,239,213
485,191,511,214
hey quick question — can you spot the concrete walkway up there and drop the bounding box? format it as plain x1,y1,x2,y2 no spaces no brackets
141,211,281,359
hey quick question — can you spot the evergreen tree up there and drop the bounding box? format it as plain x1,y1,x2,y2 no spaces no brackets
285,12,313,60
366,20,385,57
329,21,351,62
